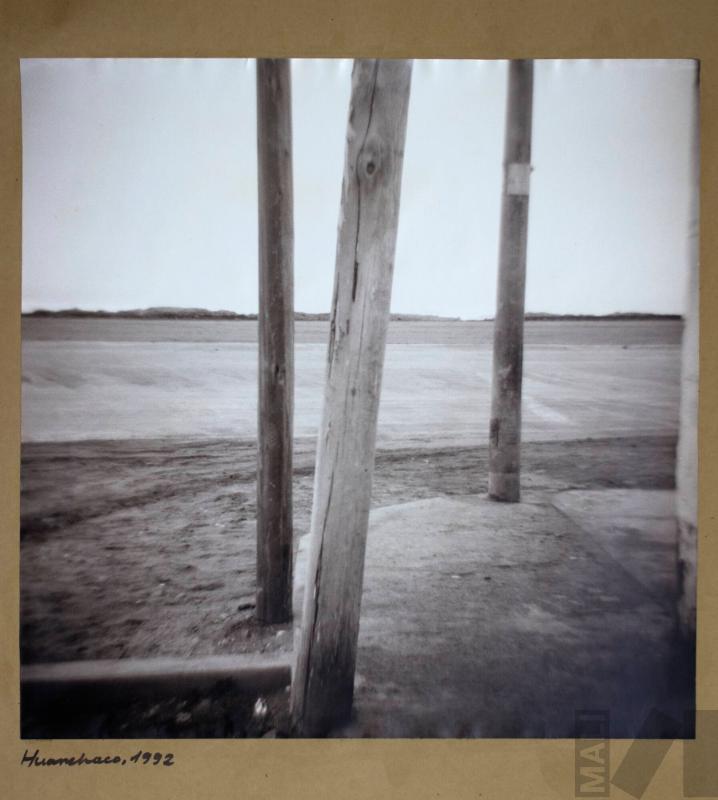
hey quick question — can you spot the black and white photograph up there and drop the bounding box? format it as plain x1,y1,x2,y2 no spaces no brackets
19,57,698,739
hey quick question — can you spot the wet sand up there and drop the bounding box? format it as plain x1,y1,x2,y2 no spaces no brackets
21,318,681,444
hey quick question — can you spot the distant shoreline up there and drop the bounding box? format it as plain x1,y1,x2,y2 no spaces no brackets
22,308,682,322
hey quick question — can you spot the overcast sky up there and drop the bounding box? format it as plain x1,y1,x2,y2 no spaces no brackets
20,58,696,318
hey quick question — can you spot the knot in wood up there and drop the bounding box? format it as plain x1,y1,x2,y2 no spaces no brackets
357,142,383,181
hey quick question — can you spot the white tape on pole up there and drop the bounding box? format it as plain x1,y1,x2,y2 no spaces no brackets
506,162,531,196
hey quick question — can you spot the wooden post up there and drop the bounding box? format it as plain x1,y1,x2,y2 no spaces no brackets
488,59,534,503
677,63,699,640
290,59,412,736
256,59,294,624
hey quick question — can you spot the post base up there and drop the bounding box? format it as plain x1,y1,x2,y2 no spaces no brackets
488,472,520,503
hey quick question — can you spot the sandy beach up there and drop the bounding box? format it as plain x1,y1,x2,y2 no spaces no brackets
19,317,686,736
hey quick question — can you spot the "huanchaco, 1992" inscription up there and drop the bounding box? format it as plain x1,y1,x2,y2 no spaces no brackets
21,748,175,767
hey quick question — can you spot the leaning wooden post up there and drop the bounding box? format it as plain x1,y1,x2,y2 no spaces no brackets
677,62,699,640
256,59,294,624
488,59,534,503
290,59,412,736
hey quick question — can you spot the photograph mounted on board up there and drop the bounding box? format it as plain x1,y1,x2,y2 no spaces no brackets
19,57,698,738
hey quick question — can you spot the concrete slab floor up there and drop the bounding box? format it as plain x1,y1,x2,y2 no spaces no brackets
323,489,694,738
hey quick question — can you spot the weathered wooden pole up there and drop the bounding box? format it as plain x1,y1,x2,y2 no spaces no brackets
290,59,412,736
488,59,534,503
256,58,294,624
677,62,699,640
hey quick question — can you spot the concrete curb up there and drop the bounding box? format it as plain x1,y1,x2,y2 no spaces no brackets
22,654,292,708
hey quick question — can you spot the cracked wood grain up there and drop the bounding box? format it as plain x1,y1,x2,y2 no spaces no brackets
290,59,412,736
